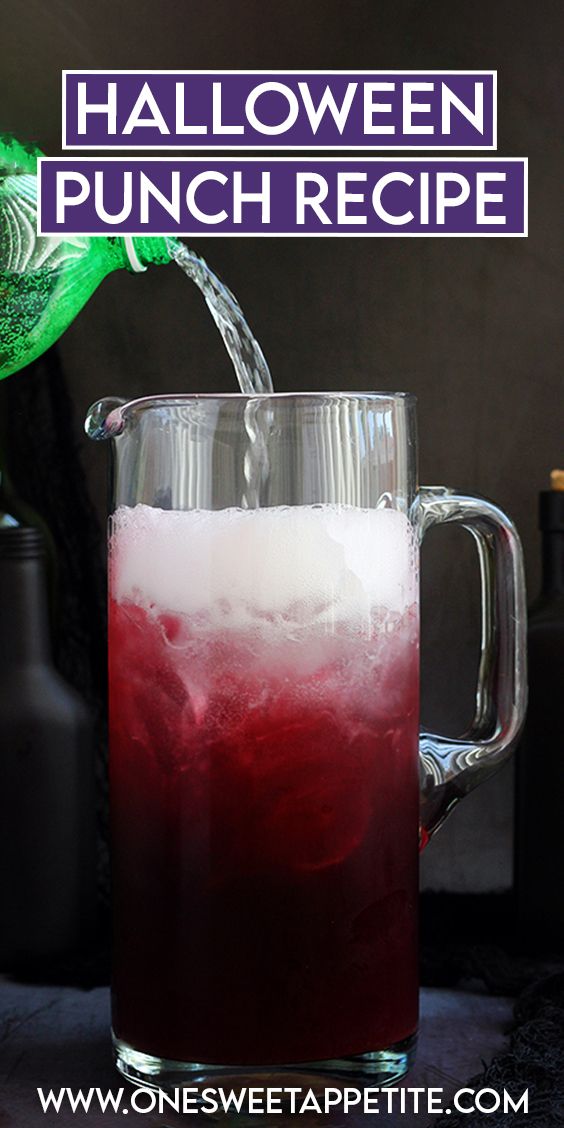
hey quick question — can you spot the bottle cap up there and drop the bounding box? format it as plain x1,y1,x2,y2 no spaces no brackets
0,526,46,558
550,469,564,491
122,237,147,274
128,237,172,269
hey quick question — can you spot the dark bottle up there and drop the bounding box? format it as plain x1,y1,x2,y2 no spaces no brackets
0,525,96,967
515,471,564,948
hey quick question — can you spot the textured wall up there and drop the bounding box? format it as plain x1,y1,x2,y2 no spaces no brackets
2,0,563,890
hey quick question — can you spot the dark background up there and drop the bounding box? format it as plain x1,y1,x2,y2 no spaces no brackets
2,0,563,892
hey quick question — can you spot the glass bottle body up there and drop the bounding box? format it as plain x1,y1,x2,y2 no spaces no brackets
0,529,96,966
0,136,170,379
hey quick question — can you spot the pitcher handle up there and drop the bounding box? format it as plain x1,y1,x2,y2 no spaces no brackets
415,486,527,843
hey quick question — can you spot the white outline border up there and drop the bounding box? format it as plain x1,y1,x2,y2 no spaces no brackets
37,156,528,238
61,69,498,151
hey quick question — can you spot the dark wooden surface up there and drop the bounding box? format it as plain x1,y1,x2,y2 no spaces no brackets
0,978,512,1126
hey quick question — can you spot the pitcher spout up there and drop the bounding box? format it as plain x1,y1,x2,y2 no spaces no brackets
84,397,127,441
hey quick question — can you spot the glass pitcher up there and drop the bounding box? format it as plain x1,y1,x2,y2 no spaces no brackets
86,391,526,1093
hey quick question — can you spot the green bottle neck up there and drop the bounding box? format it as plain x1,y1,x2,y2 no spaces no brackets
118,236,174,272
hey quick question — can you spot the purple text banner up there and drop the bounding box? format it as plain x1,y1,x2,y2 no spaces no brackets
38,158,527,237
62,71,496,150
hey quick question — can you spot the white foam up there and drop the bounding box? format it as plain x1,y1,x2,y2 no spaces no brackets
110,503,417,628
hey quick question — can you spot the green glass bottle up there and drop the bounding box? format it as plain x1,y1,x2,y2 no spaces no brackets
0,135,172,380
